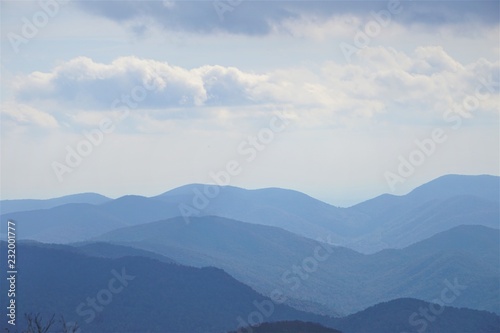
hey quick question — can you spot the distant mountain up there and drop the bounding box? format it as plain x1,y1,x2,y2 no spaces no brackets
349,174,500,252
233,299,500,333
404,174,499,204
355,174,499,214
154,183,367,242
398,224,499,260
369,225,500,314
0,195,180,243
97,195,179,225
333,298,500,333
0,192,110,214
348,194,499,253
73,242,178,264
11,240,178,265
2,174,498,252
112,174,500,252
2,241,497,333
93,215,362,315
95,216,500,315
228,321,342,333
0,242,329,333
0,203,128,243
0,185,360,245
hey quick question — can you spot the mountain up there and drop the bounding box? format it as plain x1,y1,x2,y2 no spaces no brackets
0,241,330,333
333,298,500,333
0,185,358,245
0,203,128,243
2,241,497,333
233,299,500,333
73,241,178,264
0,192,111,214
94,215,370,315
355,174,499,214
2,175,497,253
152,175,500,253
12,240,178,264
348,194,499,253
348,174,500,252
0,194,182,243
397,224,499,260
403,174,499,204
153,183,367,242
228,321,342,333
93,215,362,316
368,225,500,313
96,195,179,225
94,216,500,315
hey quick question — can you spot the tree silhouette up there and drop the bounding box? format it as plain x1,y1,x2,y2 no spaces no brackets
4,313,79,333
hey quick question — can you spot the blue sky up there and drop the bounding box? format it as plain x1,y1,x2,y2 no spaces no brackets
1,0,499,206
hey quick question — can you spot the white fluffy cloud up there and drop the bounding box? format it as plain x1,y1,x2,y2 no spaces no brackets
14,57,208,108
13,57,283,109
10,46,499,130
324,46,499,118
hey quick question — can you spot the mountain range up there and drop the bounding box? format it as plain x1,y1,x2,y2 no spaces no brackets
93,217,500,315
1,241,498,333
0,174,498,332
1,174,498,253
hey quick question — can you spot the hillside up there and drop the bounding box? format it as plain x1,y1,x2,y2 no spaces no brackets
2,241,498,333
95,216,500,315
228,321,342,333
0,242,328,333
349,174,500,252
2,175,498,254
233,300,500,333
334,298,500,333
0,192,111,214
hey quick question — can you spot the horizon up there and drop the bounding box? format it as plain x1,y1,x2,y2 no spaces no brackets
1,172,497,208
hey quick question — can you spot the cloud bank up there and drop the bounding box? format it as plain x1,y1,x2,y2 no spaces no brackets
11,46,498,126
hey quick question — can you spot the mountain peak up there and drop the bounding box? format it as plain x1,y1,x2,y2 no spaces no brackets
407,174,499,202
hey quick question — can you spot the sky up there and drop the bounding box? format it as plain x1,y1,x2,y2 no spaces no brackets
0,0,499,207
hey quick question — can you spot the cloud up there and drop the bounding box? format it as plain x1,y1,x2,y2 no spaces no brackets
1,102,59,128
337,46,499,117
13,56,281,110
11,47,499,130
74,0,499,37
11,56,357,113
193,65,269,105
14,56,208,108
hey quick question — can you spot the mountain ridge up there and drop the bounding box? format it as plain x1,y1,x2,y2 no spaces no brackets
94,216,500,316
1,241,498,333
1,174,498,253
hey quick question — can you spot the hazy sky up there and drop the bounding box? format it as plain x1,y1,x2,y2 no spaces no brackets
1,0,499,206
